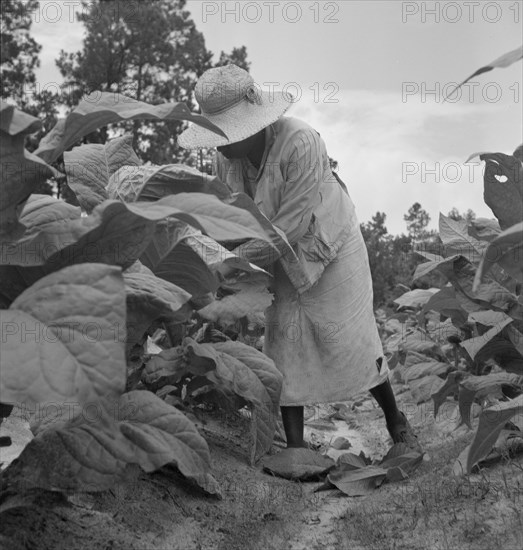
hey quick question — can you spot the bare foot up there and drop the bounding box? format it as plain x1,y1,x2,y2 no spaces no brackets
386,412,422,452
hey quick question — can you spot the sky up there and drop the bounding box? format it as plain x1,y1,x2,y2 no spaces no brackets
30,0,523,235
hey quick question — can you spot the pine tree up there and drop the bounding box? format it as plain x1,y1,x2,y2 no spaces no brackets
447,207,476,223
56,0,249,166
0,0,41,107
403,202,431,241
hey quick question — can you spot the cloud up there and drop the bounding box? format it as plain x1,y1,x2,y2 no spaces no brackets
29,9,520,237
289,89,518,234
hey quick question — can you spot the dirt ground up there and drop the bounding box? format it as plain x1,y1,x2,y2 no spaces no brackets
1,379,522,550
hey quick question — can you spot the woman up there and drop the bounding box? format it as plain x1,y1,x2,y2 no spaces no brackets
179,64,420,452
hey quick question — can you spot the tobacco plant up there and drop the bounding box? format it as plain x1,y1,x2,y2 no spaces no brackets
0,93,293,500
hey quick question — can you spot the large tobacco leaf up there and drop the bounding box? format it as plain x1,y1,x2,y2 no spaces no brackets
124,194,271,244
63,134,142,213
0,195,272,305
474,222,523,288
421,286,468,327
457,372,523,428
124,269,193,347
460,317,514,361
0,264,126,426
108,163,231,203
18,194,81,231
143,194,271,243
105,163,293,282
34,92,226,164
432,371,469,417
0,200,157,306
398,329,440,356
314,446,423,495
184,338,281,463
225,192,296,262
0,101,57,237
468,218,501,242
507,325,523,356
446,46,523,99
327,465,388,496
480,152,523,230
470,334,523,376
459,314,523,376
183,231,265,275
142,239,218,301
139,222,267,302
439,213,486,263
143,347,189,388
0,194,81,304
468,310,512,326
1,199,157,268
138,218,201,271
409,375,446,404
144,338,283,448
402,354,451,383
4,390,211,493
262,447,334,481
199,278,273,326
412,253,462,281
414,253,520,317
455,394,523,474
210,340,282,412
393,288,439,309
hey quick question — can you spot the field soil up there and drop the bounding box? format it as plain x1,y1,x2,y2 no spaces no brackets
1,379,522,550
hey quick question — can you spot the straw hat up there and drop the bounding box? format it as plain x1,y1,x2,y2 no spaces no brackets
178,64,294,149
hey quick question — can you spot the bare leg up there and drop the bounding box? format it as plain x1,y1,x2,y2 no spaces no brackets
369,378,404,427
281,406,306,448
280,379,419,451
370,378,421,450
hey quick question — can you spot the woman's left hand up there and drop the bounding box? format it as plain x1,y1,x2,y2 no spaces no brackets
215,262,238,282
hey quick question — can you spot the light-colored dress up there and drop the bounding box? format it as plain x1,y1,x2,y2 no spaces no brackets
214,117,389,405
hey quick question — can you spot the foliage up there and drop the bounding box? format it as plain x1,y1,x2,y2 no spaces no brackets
217,46,250,71
34,91,225,165
392,143,523,474
1,0,251,190
144,338,282,464
445,45,523,100
447,207,476,224
55,0,249,167
359,209,441,307
328,156,339,171
0,0,41,107
403,202,433,241
0,94,289,501
0,0,56,195
361,212,406,307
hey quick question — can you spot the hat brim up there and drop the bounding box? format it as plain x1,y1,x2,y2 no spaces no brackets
178,89,294,149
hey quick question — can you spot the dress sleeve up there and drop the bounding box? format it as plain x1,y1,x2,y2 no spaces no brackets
268,128,322,245
231,128,323,267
